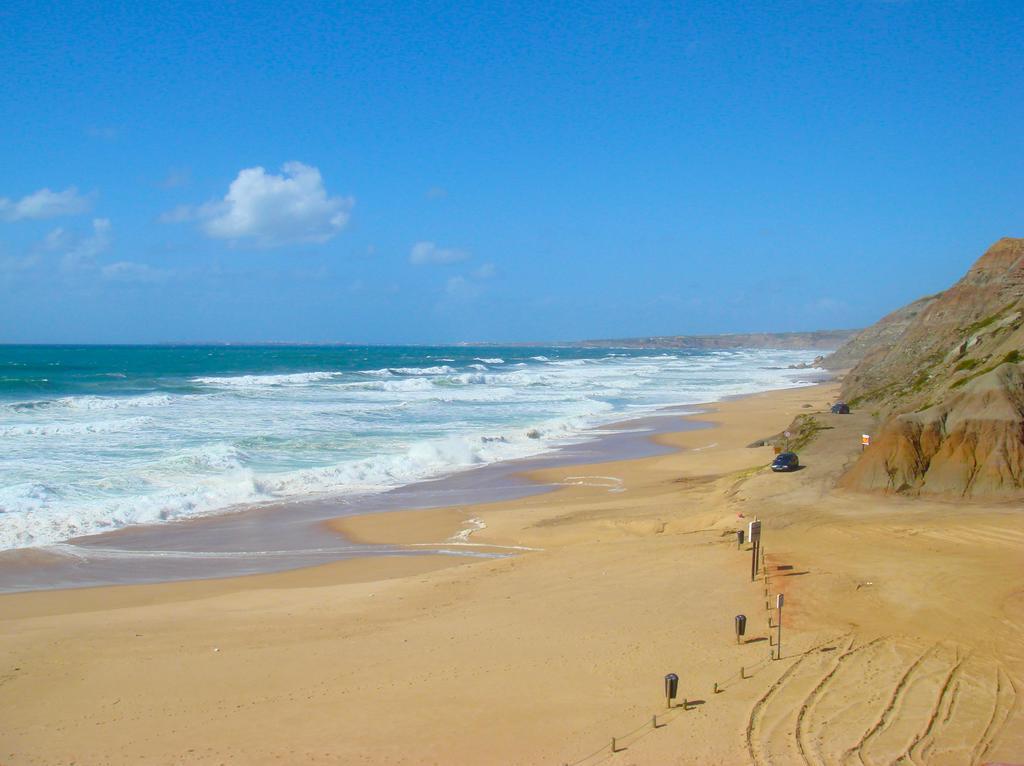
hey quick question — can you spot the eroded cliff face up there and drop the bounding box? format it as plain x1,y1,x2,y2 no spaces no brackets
839,364,1024,496
827,237,1024,497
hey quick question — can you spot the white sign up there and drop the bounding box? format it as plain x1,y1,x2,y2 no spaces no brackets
776,593,784,608
748,520,762,543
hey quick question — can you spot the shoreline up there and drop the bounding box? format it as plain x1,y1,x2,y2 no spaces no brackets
3,379,1021,764
0,345,825,567
0,377,820,593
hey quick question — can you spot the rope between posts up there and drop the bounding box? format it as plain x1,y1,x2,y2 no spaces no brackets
559,529,781,764
563,703,693,766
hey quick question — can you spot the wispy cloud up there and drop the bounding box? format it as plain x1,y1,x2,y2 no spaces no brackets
2,219,175,286
101,261,172,284
440,262,496,304
164,162,354,248
158,205,195,224
444,275,482,300
159,167,191,189
472,261,496,279
410,241,469,265
0,187,93,221
0,253,41,274
60,218,112,271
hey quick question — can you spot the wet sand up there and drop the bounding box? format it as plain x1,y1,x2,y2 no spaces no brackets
1,382,1022,764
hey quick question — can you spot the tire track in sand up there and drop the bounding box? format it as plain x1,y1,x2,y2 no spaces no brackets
794,635,870,766
745,635,848,766
898,647,965,765
971,665,1017,765
840,643,937,766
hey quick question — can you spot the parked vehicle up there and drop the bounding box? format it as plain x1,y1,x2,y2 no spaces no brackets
831,402,851,414
771,451,800,472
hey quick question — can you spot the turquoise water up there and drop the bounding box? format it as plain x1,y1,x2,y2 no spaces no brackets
0,344,820,549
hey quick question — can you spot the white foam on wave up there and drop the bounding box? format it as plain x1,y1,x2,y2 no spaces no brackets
448,516,486,543
344,377,438,393
192,371,343,386
0,473,270,550
0,348,823,550
474,357,504,364
0,416,153,437
5,393,177,412
362,365,461,376
0,409,607,549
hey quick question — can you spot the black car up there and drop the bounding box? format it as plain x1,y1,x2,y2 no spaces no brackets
771,452,800,472
830,402,851,414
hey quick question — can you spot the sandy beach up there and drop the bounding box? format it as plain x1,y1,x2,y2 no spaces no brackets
1,382,1022,765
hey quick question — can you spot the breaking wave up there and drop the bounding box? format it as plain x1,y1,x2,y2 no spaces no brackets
0,347,823,549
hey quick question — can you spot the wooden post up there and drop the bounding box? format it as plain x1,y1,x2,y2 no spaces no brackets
775,593,784,660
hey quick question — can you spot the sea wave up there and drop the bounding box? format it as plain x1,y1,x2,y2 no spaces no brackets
192,371,343,386
0,416,153,437
5,393,177,411
0,409,610,549
0,347,823,550
363,366,459,376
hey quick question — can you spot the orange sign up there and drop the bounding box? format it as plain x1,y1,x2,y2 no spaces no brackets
861,434,871,447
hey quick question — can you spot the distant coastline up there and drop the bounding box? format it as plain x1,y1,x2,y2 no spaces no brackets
1,329,859,350
456,329,859,350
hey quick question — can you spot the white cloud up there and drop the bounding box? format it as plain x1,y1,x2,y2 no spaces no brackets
61,218,112,271
42,227,73,251
0,187,93,221
410,241,469,265
166,162,353,248
443,266,497,301
444,275,482,299
101,261,171,284
473,261,496,279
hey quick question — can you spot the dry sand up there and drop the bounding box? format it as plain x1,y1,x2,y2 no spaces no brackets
1,383,1022,764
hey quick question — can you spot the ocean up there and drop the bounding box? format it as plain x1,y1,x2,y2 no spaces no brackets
0,345,821,551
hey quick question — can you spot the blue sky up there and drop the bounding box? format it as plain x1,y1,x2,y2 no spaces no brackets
1,1,1021,344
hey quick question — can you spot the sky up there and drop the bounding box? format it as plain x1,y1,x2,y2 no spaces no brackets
1,0,1021,344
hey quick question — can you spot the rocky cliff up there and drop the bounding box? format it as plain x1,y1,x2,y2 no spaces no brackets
820,294,940,370
828,237,1024,497
838,363,1024,495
